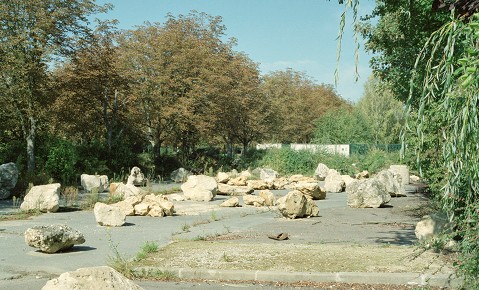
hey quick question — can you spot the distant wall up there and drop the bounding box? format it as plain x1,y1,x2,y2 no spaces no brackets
256,143,350,156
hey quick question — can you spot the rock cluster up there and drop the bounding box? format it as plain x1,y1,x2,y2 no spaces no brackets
24,224,85,253
277,190,319,219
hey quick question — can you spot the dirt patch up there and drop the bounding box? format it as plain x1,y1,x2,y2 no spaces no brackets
136,240,455,274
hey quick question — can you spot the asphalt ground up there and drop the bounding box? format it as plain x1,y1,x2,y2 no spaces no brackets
0,183,459,289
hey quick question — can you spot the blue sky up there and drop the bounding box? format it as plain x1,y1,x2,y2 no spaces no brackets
95,0,376,102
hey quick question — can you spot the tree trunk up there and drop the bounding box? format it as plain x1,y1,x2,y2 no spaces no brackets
26,116,36,173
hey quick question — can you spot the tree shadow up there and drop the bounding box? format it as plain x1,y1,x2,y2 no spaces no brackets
374,226,417,246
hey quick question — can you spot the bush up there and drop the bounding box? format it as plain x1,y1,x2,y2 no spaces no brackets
44,139,78,185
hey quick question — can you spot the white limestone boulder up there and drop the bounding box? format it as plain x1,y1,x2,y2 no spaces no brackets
20,183,60,213
314,163,329,181
415,212,453,241
347,178,391,208
375,169,407,197
217,184,254,196
324,169,345,193
181,175,218,201
243,195,266,207
293,182,326,200
42,266,143,290
93,202,126,227
220,196,240,207
81,174,108,192
259,190,276,206
24,224,85,254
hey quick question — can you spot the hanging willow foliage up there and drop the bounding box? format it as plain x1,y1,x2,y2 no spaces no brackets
406,12,479,286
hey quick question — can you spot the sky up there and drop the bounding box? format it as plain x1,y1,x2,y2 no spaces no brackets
94,0,376,102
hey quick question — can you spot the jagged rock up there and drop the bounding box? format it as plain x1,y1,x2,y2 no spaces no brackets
20,183,60,213
324,169,345,193
389,165,410,185
81,174,109,192
355,170,369,179
227,175,248,186
111,195,142,216
293,182,326,200
246,179,272,190
127,166,145,186
243,195,266,207
415,212,453,241
134,202,149,216
272,177,290,190
93,202,126,226
259,168,278,183
24,225,85,253
170,168,191,183
342,175,356,188
220,196,240,207
0,162,18,199
181,175,218,201
259,190,275,206
216,172,230,183
42,266,144,290
375,169,407,197
314,163,329,181
217,184,254,196
347,178,391,208
165,193,185,201
276,190,308,219
240,170,252,178
305,199,320,217
142,194,175,216
110,183,145,199
288,174,316,183
148,205,165,217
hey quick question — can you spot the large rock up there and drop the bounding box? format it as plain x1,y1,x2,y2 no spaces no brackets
93,202,126,227
276,190,308,219
347,179,391,208
217,184,254,196
0,162,19,199
111,195,142,216
305,199,320,218
170,168,191,183
314,163,329,181
375,169,406,197
415,212,452,241
389,165,410,185
272,177,290,190
142,194,175,216
220,197,240,207
20,183,61,213
110,183,144,199
243,195,266,207
25,225,85,254
42,266,143,290
293,182,326,200
259,190,276,206
324,169,345,193
288,174,316,183
127,166,145,186
181,175,218,201
227,175,247,186
246,179,272,190
216,172,230,184
80,174,108,192
259,168,278,183
342,175,356,188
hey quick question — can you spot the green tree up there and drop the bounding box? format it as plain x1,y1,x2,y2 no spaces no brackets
0,0,104,173
261,69,346,143
356,75,405,144
313,106,372,144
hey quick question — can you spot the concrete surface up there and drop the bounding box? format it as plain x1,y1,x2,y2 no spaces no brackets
0,183,460,289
